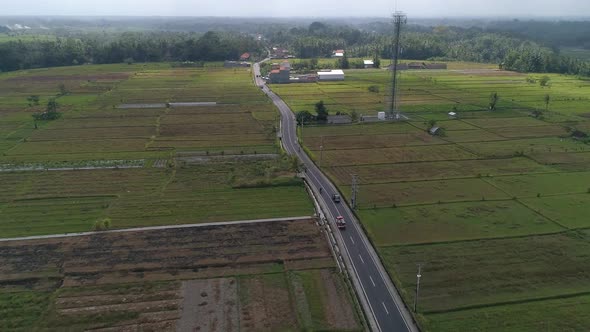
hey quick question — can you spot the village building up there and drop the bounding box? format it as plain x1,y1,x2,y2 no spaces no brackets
317,69,345,81
271,47,292,59
332,49,345,57
269,61,291,84
224,61,251,68
239,52,251,61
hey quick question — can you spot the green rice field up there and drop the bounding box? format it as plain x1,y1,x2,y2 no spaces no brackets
0,63,313,237
272,63,590,331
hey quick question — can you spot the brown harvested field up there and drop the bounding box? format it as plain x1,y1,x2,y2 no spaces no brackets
351,178,509,207
239,274,297,331
290,269,359,331
178,278,239,332
529,151,590,171
490,124,568,138
0,219,361,331
305,132,446,151
328,157,554,185
463,117,551,128
28,126,156,140
319,144,478,166
442,129,506,143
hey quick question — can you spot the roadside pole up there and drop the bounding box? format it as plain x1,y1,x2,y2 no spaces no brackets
414,264,422,313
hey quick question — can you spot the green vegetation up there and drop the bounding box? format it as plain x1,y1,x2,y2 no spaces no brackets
0,64,313,238
360,200,562,246
0,291,52,330
0,31,262,72
275,64,590,330
267,21,590,76
0,218,358,331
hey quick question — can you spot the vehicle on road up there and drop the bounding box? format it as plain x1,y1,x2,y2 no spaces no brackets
332,194,341,203
336,216,346,229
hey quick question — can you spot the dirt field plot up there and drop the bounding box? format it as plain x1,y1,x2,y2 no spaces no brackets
530,151,590,171
463,117,550,128
442,129,507,143
291,269,359,331
320,144,477,166
488,171,590,197
360,200,562,246
0,161,312,238
305,132,445,151
521,194,590,229
0,219,360,331
328,157,554,185
302,122,418,137
276,66,590,331
351,178,509,208
460,137,590,158
490,124,568,138
381,232,590,314
425,293,590,332
239,274,296,331
178,278,238,332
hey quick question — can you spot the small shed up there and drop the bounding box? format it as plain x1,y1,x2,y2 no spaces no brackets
448,111,457,119
327,115,352,124
429,126,441,136
363,60,374,68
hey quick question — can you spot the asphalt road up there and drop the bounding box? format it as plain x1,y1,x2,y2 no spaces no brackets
254,62,415,332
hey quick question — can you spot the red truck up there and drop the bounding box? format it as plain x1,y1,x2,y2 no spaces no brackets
336,216,346,230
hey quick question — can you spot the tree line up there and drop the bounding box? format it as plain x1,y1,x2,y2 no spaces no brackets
272,22,590,76
0,31,263,72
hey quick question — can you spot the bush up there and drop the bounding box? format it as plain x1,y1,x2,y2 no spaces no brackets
368,85,380,93
93,218,112,231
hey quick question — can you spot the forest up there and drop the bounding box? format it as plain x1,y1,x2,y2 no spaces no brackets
0,17,589,75
0,31,263,72
270,21,590,76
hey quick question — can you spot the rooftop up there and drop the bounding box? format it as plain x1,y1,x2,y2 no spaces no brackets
318,69,344,75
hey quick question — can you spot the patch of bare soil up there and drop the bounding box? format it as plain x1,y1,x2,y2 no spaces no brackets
88,319,177,332
177,278,238,332
320,269,359,330
289,273,313,328
239,275,297,331
0,219,341,331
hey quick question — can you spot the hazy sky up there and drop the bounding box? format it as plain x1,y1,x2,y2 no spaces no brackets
3,0,590,17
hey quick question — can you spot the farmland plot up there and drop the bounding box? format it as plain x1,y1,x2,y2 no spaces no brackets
274,64,590,330
0,219,361,331
0,64,312,238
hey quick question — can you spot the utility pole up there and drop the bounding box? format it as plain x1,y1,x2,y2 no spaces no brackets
414,263,422,313
319,136,324,168
389,12,407,118
351,174,359,209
